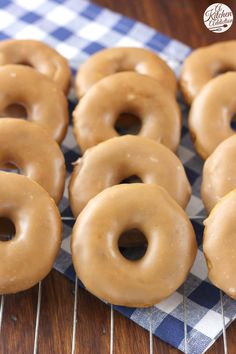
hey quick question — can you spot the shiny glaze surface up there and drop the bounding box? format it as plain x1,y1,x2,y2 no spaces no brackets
0,119,65,204
75,47,177,98
203,189,236,299
180,40,236,104
73,72,181,153
0,39,71,94
0,172,62,294
72,184,197,307
201,135,236,213
0,64,69,143
69,135,191,216
189,72,236,159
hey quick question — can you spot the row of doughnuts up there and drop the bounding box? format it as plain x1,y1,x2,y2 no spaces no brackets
180,41,236,158
0,37,235,307
70,41,236,304
71,40,236,160
0,39,72,293
0,40,197,306
180,40,236,299
180,41,236,212
69,47,198,307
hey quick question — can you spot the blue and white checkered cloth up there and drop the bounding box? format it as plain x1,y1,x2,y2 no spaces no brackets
0,0,235,353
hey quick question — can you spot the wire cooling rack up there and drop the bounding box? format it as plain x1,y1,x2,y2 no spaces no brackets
0,216,229,354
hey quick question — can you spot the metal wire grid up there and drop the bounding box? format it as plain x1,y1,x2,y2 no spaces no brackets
0,216,229,354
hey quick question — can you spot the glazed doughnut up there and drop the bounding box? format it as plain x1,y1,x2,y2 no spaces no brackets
180,40,236,104
71,184,197,307
0,172,61,294
73,72,181,153
0,64,69,143
69,135,191,216
188,72,236,159
201,135,236,213
203,189,236,299
0,39,71,94
0,119,65,204
75,47,177,98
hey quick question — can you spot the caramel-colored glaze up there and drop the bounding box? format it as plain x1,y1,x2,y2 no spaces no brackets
69,135,191,216
0,39,71,94
71,184,197,307
203,189,236,300
75,47,177,98
201,135,236,213
73,72,181,153
188,72,236,160
0,64,69,143
0,172,61,294
0,119,65,204
180,40,236,104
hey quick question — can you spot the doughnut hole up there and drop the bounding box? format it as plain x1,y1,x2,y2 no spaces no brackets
17,60,34,68
0,217,16,241
120,175,142,184
230,113,236,131
0,103,27,119
0,162,21,174
214,67,234,77
115,112,142,135
118,228,147,260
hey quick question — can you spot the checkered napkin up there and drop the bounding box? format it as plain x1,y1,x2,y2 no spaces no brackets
0,0,235,352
